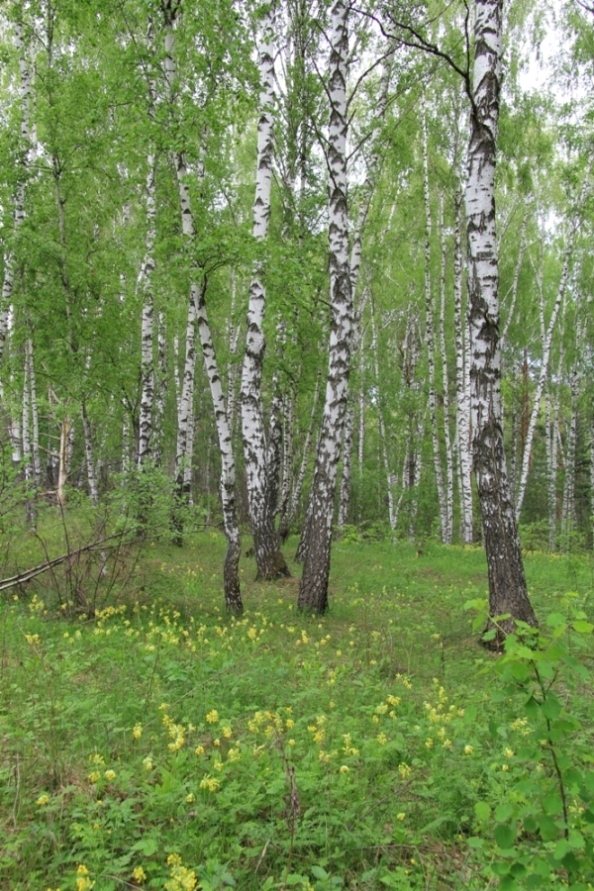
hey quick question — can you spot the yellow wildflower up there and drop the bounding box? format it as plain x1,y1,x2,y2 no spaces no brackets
132,723,143,739
206,710,219,724
199,776,220,792
36,793,50,806
396,812,406,821
104,770,116,781
142,757,154,771
132,866,147,883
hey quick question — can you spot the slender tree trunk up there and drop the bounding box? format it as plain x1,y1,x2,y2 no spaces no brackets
370,298,397,538
422,114,448,542
0,20,31,365
438,195,454,543
298,1,352,612
454,188,473,543
57,418,71,507
277,384,296,541
195,284,243,612
545,385,559,550
241,4,290,580
81,402,99,506
172,280,198,543
561,369,580,543
226,269,241,436
153,311,168,468
466,0,536,644
137,158,157,470
338,402,354,528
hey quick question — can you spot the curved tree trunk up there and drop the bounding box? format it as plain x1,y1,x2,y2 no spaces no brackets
298,0,351,613
240,4,290,580
466,0,536,645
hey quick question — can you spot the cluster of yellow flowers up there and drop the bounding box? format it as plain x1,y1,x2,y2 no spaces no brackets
199,775,220,793
161,705,187,752
422,680,465,750
164,854,197,891
76,865,93,891
307,715,326,745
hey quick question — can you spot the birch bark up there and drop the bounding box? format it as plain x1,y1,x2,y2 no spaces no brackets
438,195,454,543
240,4,290,580
465,0,536,642
298,0,351,613
454,186,473,543
136,17,159,470
0,20,31,364
137,156,157,470
195,284,243,612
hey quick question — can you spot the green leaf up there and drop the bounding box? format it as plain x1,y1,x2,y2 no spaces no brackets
494,803,514,823
537,815,558,840
553,839,571,860
541,695,561,720
131,837,159,856
467,837,484,849
474,801,491,821
546,612,566,628
542,793,563,815
568,829,585,850
495,824,516,849
311,866,329,880
573,620,593,633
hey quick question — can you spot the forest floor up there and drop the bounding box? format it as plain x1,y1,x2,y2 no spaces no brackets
0,523,593,891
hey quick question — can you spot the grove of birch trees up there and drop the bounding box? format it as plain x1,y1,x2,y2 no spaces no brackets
1,0,593,626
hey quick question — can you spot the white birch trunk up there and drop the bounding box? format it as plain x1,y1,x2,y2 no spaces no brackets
82,402,99,506
57,418,71,507
454,188,473,542
174,281,198,510
299,1,352,612
194,283,243,611
0,20,31,364
466,0,536,641
153,311,168,468
137,20,158,470
24,336,41,489
240,5,290,580
226,269,241,436
438,194,454,543
137,157,157,469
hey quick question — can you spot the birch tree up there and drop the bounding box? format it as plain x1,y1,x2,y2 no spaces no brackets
298,0,352,613
240,3,291,580
465,0,536,641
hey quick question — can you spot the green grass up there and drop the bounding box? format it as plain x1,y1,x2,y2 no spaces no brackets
0,531,593,890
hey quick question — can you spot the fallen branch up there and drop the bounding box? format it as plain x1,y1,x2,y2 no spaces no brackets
0,532,131,593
